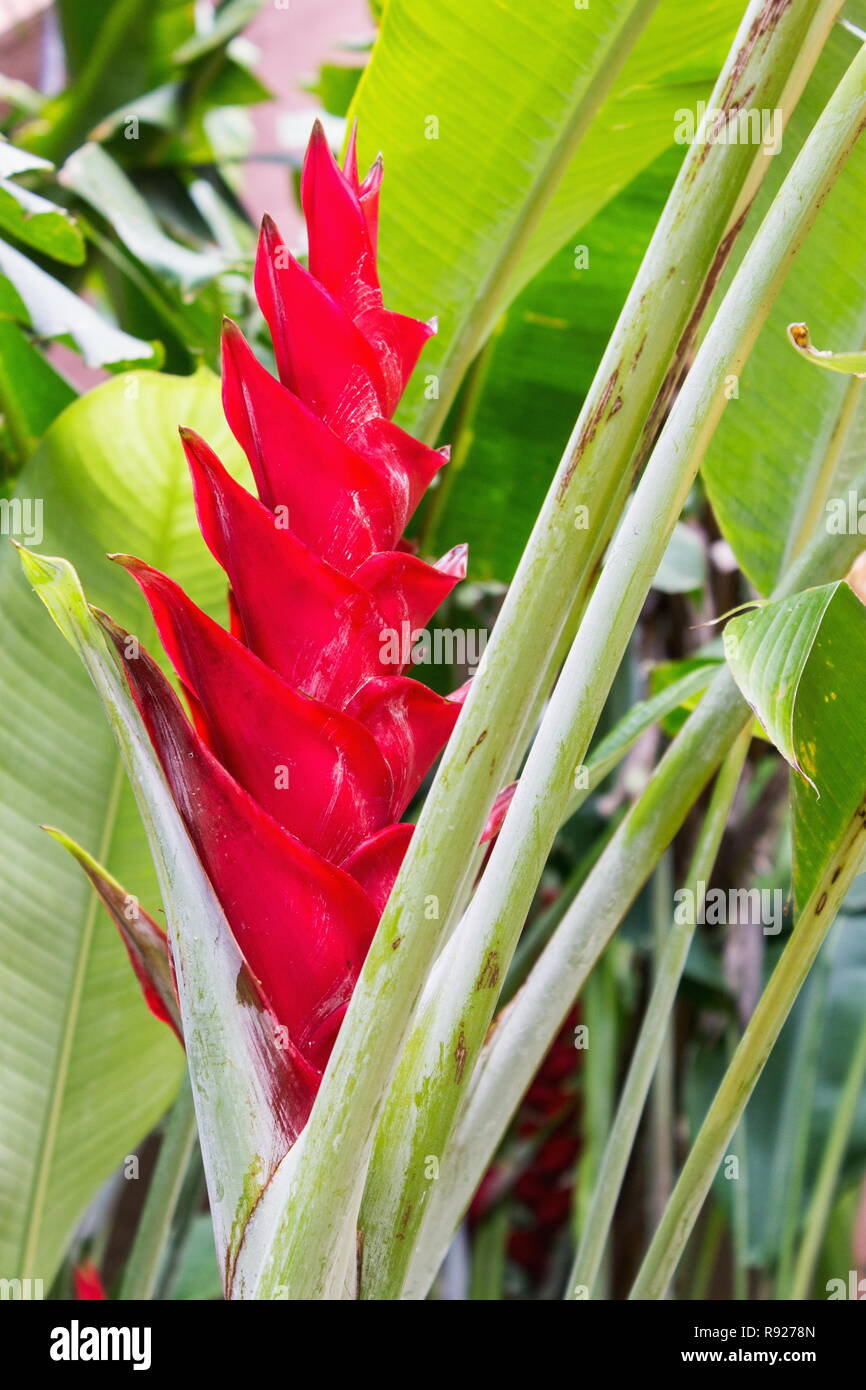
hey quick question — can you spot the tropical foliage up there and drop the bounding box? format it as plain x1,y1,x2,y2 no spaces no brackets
1,0,866,1303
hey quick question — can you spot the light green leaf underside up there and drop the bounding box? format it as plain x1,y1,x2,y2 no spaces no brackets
0,368,250,1284
0,139,52,179
0,235,155,368
350,0,744,431
59,144,223,291
724,581,866,909
702,23,866,596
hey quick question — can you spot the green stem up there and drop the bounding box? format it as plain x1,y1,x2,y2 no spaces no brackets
574,950,618,1299
417,333,498,551
771,939,837,1295
404,468,866,1299
504,812,625,1004
789,1009,866,1299
728,1032,751,1302
787,356,866,563
362,15,866,1302
648,855,676,1241
566,729,750,1299
468,1205,509,1301
118,1070,198,1301
690,1203,727,1301
629,799,866,1298
243,0,846,1301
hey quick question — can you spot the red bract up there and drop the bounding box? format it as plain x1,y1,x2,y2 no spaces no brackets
112,123,466,1118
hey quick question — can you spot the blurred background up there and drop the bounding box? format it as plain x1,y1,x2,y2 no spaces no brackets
0,0,375,401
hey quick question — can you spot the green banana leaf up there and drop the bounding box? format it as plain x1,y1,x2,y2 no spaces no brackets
0,368,249,1285
350,0,744,433
702,21,866,595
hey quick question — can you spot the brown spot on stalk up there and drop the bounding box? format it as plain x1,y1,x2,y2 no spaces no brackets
474,949,500,992
395,1204,413,1240
689,1,792,176
454,1025,468,1084
236,966,265,1010
631,333,647,369
816,891,828,915
465,728,488,762
558,368,619,497
391,936,402,951
641,208,750,456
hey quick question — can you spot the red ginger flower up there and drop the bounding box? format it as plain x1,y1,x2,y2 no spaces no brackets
108,123,466,1120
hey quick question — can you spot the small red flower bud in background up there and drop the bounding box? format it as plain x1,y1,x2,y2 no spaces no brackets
107,123,467,1126
471,1008,583,1285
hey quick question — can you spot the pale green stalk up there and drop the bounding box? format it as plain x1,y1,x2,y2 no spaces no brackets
360,23,866,1300
567,728,750,1298
404,476,866,1299
690,1204,727,1301
630,802,866,1297
788,368,866,562
648,855,676,1240
728,1042,751,1302
468,1206,509,1302
789,1011,866,1299
242,0,838,1302
771,939,837,1295
574,952,618,1293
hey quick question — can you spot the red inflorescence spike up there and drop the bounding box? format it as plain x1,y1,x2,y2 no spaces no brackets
112,124,468,1107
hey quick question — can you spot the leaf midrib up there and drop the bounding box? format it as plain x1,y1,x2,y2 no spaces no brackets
398,0,662,442
19,758,125,1278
